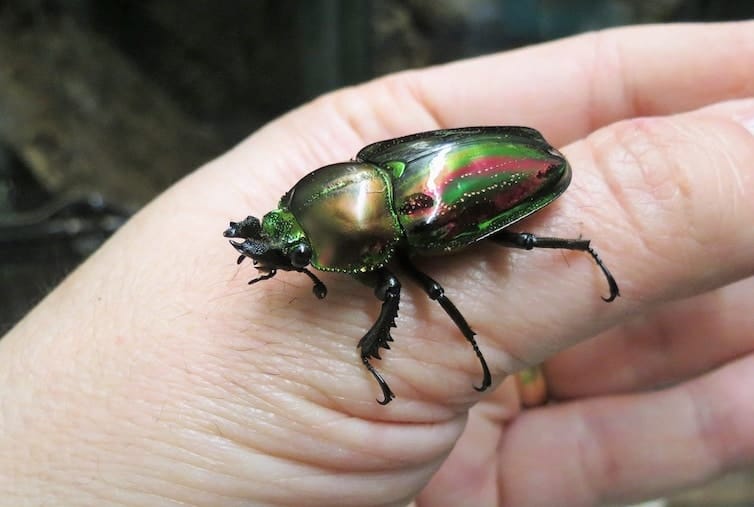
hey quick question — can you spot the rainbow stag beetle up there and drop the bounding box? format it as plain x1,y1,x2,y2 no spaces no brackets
224,126,620,404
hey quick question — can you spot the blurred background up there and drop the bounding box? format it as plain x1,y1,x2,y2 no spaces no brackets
0,1,752,505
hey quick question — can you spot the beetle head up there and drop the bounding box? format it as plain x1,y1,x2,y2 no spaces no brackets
224,214,311,269
223,213,326,298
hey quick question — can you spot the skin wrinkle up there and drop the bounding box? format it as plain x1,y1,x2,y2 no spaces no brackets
714,128,747,200
327,74,444,147
66,425,227,506
666,119,754,259
707,110,754,217
192,404,411,480
687,359,754,471
589,118,696,273
217,345,347,411
117,437,246,496
629,311,693,389
658,121,722,252
194,314,464,470
637,299,690,387
585,29,634,135
337,87,381,144
572,136,651,293
579,403,646,506
515,397,656,506
386,73,437,134
164,412,364,500
396,71,445,133
258,107,355,192
683,383,726,482
316,88,373,150
706,23,754,99
572,407,610,506
649,292,751,385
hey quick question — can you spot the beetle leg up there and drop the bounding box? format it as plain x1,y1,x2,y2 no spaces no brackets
492,231,620,302
398,253,492,393
355,268,400,405
248,269,277,285
297,268,328,299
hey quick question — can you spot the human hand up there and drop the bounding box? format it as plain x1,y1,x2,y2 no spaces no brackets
2,21,754,506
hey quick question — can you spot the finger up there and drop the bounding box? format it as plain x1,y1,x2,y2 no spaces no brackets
216,22,754,212
278,21,754,156
414,21,754,145
417,377,521,506
497,354,754,507
209,97,754,408
417,97,754,378
545,276,754,399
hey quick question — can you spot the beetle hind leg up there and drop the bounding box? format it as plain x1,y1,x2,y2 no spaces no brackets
356,268,401,405
492,231,620,302
398,253,492,393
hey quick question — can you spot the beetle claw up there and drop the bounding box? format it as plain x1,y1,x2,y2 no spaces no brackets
362,355,396,405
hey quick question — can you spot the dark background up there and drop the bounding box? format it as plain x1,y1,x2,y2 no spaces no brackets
1,2,753,503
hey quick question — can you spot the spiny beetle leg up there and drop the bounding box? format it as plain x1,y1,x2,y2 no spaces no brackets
492,231,620,302
398,252,492,393
355,268,400,405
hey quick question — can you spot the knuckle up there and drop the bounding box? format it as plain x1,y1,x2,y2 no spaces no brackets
316,73,442,147
585,29,637,131
584,115,754,262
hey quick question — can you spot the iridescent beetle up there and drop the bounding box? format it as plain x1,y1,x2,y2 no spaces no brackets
224,127,619,404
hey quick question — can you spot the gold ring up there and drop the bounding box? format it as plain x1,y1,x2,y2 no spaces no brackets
516,365,548,407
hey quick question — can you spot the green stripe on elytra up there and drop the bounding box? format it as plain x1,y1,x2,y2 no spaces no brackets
445,142,549,169
441,172,526,204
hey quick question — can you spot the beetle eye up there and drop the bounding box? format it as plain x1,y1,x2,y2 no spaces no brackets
289,243,312,268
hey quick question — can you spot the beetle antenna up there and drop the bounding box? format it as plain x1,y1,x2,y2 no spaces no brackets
299,268,327,299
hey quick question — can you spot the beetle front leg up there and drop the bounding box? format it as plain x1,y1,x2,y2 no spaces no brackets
398,253,492,393
492,231,620,302
355,268,401,405
297,267,328,299
248,269,277,285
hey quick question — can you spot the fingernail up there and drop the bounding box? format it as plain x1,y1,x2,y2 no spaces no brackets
739,114,754,136
732,99,754,135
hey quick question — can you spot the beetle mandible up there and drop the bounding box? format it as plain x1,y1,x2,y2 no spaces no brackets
224,126,619,404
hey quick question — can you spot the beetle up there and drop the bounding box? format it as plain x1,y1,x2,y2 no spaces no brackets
224,126,619,404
